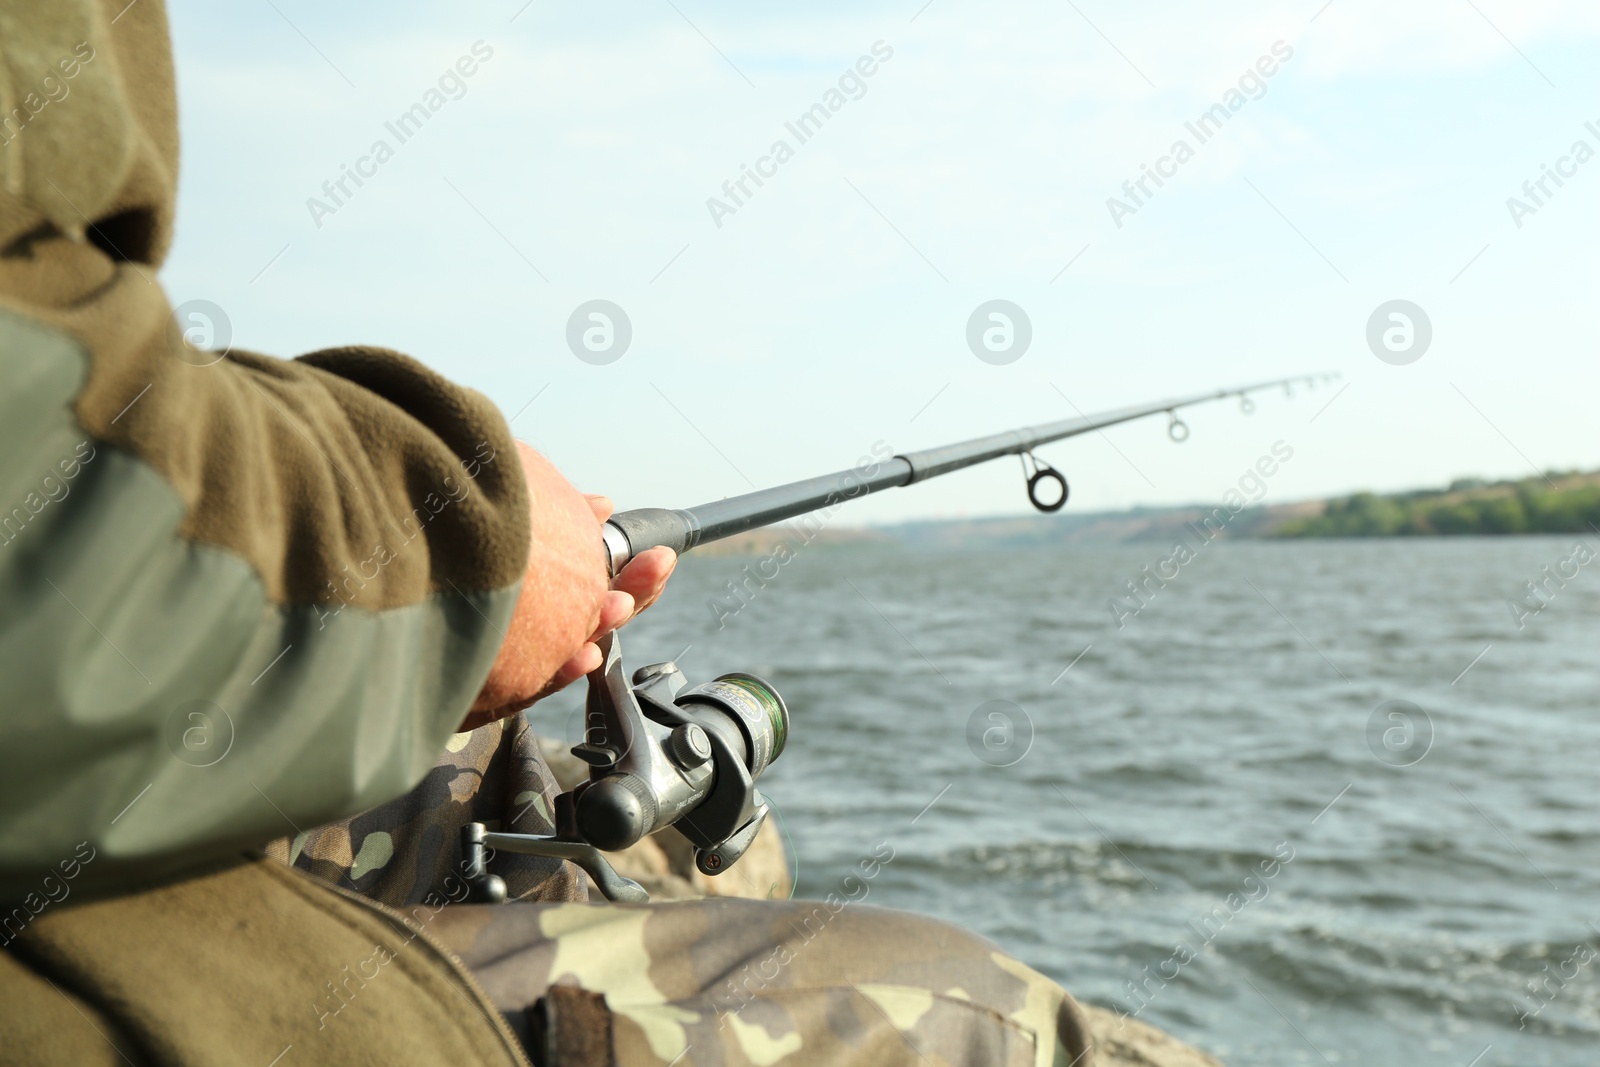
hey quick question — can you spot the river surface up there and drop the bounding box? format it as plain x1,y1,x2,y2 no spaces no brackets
539,536,1600,1066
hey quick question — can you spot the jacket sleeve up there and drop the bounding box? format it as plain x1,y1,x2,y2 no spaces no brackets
0,0,532,902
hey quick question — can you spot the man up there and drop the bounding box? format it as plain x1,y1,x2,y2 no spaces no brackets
0,2,1096,1063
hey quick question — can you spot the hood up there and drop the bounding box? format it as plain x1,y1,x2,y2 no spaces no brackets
0,0,178,267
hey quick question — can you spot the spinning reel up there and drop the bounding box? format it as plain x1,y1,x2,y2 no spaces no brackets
462,632,789,903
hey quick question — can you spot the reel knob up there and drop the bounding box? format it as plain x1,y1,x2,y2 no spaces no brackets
575,774,658,852
466,873,507,904
668,723,713,769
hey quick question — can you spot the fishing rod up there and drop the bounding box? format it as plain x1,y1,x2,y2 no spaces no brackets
601,371,1340,574
463,370,1337,903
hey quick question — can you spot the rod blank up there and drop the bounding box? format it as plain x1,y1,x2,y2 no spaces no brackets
603,373,1334,574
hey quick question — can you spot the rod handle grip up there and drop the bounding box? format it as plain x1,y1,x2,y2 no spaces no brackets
604,508,696,576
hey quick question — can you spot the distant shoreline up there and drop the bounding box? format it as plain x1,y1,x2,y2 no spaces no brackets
1268,471,1600,539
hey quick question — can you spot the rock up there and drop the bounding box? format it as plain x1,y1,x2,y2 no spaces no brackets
538,737,1224,1065
1079,1005,1226,1067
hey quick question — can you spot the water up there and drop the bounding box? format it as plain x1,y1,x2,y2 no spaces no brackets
537,535,1600,1066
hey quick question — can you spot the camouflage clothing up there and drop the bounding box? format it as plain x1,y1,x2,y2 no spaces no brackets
432,898,1096,1067
266,713,588,906
273,718,1097,1066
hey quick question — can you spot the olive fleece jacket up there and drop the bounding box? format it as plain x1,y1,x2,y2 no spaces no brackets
1,2,531,1063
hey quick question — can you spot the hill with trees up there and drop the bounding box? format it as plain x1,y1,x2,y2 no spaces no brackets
1269,472,1600,538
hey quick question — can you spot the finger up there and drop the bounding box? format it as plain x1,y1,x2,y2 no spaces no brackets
458,639,602,729
538,642,604,703
587,590,635,641
584,494,614,524
612,547,677,617
563,641,604,680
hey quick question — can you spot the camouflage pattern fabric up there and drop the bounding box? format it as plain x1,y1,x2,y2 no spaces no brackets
266,713,587,906
429,898,1097,1067
277,723,1096,1065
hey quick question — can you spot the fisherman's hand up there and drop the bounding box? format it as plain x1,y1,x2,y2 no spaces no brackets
461,443,676,730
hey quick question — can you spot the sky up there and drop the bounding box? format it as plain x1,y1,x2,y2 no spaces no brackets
159,0,1600,525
